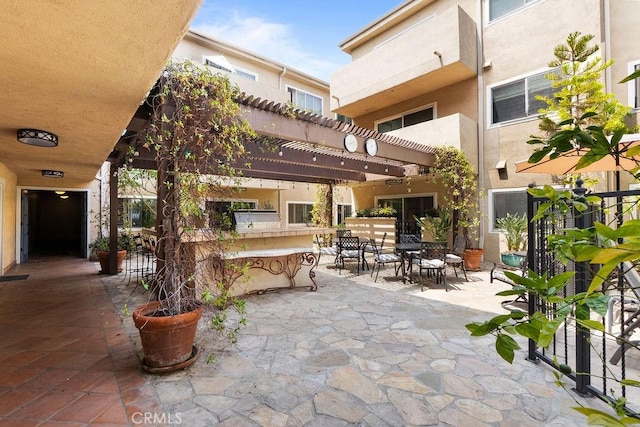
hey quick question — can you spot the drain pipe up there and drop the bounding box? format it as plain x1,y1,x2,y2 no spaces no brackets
476,0,486,249
602,0,615,193
279,66,288,90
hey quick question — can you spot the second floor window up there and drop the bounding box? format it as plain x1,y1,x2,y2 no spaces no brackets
490,69,555,125
489,0,538,22
287,87,323,115
376,106,434,133
629,62,640,109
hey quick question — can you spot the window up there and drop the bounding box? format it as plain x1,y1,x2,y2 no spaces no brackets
204,55,258,81
288,203,314,225
235,67,258,82
376,106,434,133
489,189,528,231
287,87,323,115
628,61,640,109
118,197,157,228
490,69,555,125
489,0,538,22
336,204,353,226
336,114,352,124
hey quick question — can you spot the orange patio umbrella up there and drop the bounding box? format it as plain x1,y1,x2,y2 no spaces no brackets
515,133,640,175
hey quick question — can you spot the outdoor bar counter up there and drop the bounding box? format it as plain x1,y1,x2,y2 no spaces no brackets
189,226,334,297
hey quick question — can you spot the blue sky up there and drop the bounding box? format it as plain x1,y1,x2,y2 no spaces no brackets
190,1,401,82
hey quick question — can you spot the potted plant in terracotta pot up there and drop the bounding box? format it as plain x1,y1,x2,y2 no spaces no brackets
129,59,255,372
496,212,527,267
90,233,135,273
429,146,483,270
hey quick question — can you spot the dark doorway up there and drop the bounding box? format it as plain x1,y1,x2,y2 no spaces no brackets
22,190,87,258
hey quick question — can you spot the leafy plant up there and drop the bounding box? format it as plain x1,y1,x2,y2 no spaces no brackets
496,212,528,252
430,146,481,246
355,206,397,218
415,209,451,242
89,233,136,253
311,184,332,227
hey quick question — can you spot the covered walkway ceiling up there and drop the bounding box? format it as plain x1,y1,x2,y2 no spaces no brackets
111,92,436,185
0,1,201,188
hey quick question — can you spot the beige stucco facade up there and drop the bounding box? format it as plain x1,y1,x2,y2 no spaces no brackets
331,0,640,261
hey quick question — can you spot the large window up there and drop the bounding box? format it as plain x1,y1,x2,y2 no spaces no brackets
489,189,528,231
118,197,157,228
489,0,538,22
628,61,640,109
490,69,555,125
288,203,313,225
376,106,434,133
287,87,323,115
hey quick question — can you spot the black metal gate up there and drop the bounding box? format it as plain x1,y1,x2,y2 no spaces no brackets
527,186,640,415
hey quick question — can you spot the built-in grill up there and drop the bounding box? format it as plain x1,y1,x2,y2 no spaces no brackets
233,210,281,231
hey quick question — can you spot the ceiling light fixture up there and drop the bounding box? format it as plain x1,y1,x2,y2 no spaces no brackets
42,170,64,178
17,129,58,147
55,191,66,195
60,195,69,199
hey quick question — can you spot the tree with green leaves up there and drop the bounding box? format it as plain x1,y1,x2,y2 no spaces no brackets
536,31,630,136
430,146,480,246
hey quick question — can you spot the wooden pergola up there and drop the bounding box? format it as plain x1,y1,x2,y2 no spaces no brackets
102,91,437,273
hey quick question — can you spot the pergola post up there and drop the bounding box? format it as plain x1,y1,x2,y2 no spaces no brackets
108,161,119,275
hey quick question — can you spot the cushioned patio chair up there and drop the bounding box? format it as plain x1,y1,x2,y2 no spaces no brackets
337,236,362,275
411,241,448,291
446,235,468,281
369,233,402,282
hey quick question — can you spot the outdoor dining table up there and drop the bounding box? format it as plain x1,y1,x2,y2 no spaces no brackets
395,242,422,283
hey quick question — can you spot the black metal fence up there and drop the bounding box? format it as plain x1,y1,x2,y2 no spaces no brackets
527,186,640,415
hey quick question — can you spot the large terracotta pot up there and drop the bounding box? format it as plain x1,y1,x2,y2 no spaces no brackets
96,250,126,274
133,301,203,372
464,248,483,271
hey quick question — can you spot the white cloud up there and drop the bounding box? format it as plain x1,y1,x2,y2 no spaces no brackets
191,12,345,81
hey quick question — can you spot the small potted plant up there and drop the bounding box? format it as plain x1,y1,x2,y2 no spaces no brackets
90,233,135,273
496,212,527,267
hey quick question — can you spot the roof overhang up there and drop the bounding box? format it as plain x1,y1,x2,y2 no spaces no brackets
0,1,202,187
